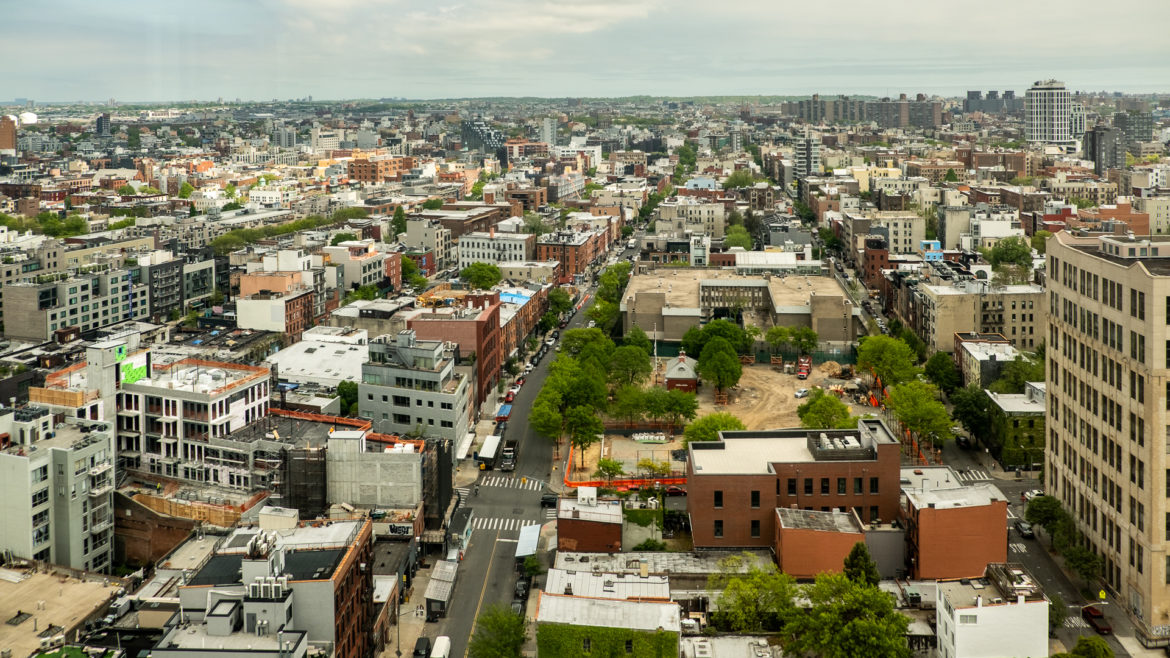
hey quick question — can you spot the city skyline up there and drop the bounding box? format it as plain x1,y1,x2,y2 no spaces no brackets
7,0,1170,102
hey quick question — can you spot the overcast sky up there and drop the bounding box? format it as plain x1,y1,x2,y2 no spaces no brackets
8,0,1170,102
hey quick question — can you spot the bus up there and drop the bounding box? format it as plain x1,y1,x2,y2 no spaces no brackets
477,434,502,470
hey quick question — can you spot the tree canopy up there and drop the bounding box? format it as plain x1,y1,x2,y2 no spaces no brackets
723,169,763,189
886,381,952,446
460,262,503,289
988,352,1044,394
983,235,1033,270
178,181,195,199
421,198,444,210
781,573,911,658
923,351,960,395
797,389,857,429
330,232,357,246
697,337,743,392
857,335,919,389
391,205,407,238
682,318,753,356
468,604,527,658
1031,230,1053,254
547,287,573,316
1051,636,1114,658
949,385,992,443
725,225,753,249
683,412,745,446
843,542,881,586
607,345,652,387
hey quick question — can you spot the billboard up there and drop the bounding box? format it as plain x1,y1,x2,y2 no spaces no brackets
117,350,150,386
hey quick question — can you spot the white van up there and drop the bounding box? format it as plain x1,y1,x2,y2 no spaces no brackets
430,636,451,658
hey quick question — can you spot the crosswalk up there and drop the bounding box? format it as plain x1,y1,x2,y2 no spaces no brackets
1009,542,1028,554
542,508,557,521
471,517,541,532
956,469,992,483
455,487,471,507
480,475,544,491
1064,615,1089,629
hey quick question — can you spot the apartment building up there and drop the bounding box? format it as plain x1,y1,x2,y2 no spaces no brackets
403,219,454,270
686,419,901,549
358,330,473,441
2,265,150,342
656,197,726,239
1046,231,1170,645
536,230,607,285
456,231,535,269
405,297,502,410
347,155,413,183
0,409,114,572
236,289,314,342
915,280,1044,353
936,564,1048,658
1025,80,1073,144
244,248,334,323
323,240,386,289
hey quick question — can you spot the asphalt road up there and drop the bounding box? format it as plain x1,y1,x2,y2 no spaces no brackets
430,255,617,656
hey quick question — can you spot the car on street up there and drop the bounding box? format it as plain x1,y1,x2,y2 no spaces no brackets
524,363,534,374
1082,606,1112,634
1023,489,1045,502
665,485,687,496
540,491,558,507
794,388,810,398
1015,520,1035,538
956,436,971,449
514,377,526,387
511,600,524,616
514,579,530,600
504,391,514,403
551,330,559,339
545,337,556,347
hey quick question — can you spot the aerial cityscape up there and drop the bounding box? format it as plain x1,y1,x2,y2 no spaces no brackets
1,4,1169,658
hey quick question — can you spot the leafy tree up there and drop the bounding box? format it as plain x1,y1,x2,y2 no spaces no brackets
178,182,195,199
1068,196,1095,209
222,201,243,211
642,387,672,424
797,389,856,429
391,205,407,238
422,198,444,210
594,458,625,479
781,573,911,658
224,183,237,198
109,217,136,230
982,235,1033,270
723,169,761,189
765,326,790,353
632,539,667,551
789,326,818,354
697,337,743,392
857,335,919,389
608,345,652,387
886,381,952,446
530,399,563,443
1052,635,1114,658
683,412,745,446
989,353,1044,394
609,384,646,423
724,225,753,249
923,351,959,394
537,311,557,333
676,143,697,168
949,385,992,442
708,564,796,632
330,232,357,246
1031,230,1053,254
116,184,136,196
727,209,744,226
460,262,503,289
547,287,573,316
623,325,652,355
1025,495,1064,531
681,318,751,356
468,603,527,658
1047,591,1067,636
636,457,672,476
1064,544,1102,582
337,381,358,415
660,389,699,428
843,542,881,586
943,168,960,182
522,212,548,236
401,255,419,279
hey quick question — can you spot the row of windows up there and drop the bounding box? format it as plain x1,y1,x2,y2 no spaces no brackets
712,478,881,508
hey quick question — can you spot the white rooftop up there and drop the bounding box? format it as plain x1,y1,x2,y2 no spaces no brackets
557,498,623,524
536,593,681,632
905,482,1009,511
264,339,368,387
544,568,671,601
691,436,814,474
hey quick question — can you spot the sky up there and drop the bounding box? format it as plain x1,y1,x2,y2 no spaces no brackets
7,0,1170,103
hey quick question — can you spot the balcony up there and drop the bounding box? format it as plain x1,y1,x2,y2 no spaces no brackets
90,512,113,533
88,461,112,477
88,477,113,497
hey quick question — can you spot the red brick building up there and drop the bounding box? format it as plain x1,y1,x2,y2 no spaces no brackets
862,236,890,291
406,298,502,409
687,419,902,550
536,230,606,284
347,156,414,183
383,251,402,291
903,480,1008,580
556,497,623,552
775,508,866,579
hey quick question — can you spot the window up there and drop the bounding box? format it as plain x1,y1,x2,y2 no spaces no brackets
837,477,847,494
821,478,830,495
714,520,723,538
804,478,813,495
751,519,761,538
750,490,760,508
713,490,723,508
787,478,797,495
959,614,978,625
31,488,48,507
582,638,591,652
869,477,879,494
870,506,880,522
854,477,863,494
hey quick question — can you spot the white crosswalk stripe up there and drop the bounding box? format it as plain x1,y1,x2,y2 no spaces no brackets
1064,616,1089,628
956,469,991,483
454,487,471,508
1009,542,1028,554
1006,508,1018,519
471,517,539,532
543,508,558,520
480,475,544,491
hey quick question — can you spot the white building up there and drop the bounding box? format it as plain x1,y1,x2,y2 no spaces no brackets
0,410,115,572
1025,80,1072,144
456,231,534,269
265,326,368,388
323,240,386,289
935,563,1048,658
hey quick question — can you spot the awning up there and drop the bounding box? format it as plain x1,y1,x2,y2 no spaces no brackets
515,524,541,558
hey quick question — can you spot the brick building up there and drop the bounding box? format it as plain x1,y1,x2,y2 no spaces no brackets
902,472,1008,580
347,156,413,183
405,297,502,410
775,508,866,579
536,230,606,285
687,419,901,550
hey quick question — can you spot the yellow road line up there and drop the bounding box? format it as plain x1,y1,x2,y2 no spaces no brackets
465,527,501,657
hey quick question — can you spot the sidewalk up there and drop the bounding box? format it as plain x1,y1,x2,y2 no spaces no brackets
385,563,435,657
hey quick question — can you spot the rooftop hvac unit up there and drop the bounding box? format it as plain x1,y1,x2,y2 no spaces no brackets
249,583,261,598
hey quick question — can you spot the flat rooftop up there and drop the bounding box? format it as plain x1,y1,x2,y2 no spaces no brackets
986,387,1045,414
553,551,774,576
621,267,846,310
536,592,681,632
0,570,119,658
905,482,1009,511
157,623,305,651
544,569,671,601
690,421,896,475
776,508,863,533
264,339,367,386
938,563,1046,608
556,499,623,524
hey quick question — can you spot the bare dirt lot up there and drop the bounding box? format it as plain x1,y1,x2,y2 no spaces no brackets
570,362,866,479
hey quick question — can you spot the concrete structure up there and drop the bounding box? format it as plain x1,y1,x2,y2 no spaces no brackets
621,268,857,344
916,281,1043,353
986,382,1045,469
404,295,502,411
1084,125,1126,176
656,197,726,239
323,240,386,290
236,288,314,342
325,431,425,510
536,229,607,285
357,330,472,441
403,219,454,269
535,593,680,658
173,519,373,658
543,568,671,601
2,264,150,342
0,571,122,658
935,563,1048,658
0,410,114,572
956,339,1018,388
687,419,902,549
774,508,865,579
456,230,535,269
1046,230,1170,645
795,130,820,178
1025,79,1072,144
264,326,368,388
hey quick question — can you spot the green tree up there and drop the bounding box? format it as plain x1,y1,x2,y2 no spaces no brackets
683,412,746,446
547,287,573,316
1031,230,1053,254
609,384,646,423
797,389,856,429
886,381,952,446
943,168,960,182
724,225,753,249
727,209,744,226
331,207,370,222
594,458,625,479
224,183,237,198
722,169,761,189
923,351,960,394
623,325,652,355
989,353,1044,394
530,399,563,444
391,205,407,238
789,326,818,354
116,184,136,196
222,201,243,211
817,225,841,249
422,198,444,210
982,235,1033,269
460,262,503,289
660,389,700,428
565,405,604,471
1048,591,1068,636
676,143,697,168
1068,196,1095,209
537,311,557,332
1025,495,1064,531
708,564,796,632
681,318,751,356
857,335,919,389
337,381,358,415
1052,635,1114,658
843,542,881,586
178,182,195,199
950,385,992,443
765,326,790,353
697,337,743,392
468,603,527,658
781,573,911,658
607,345,652,387
330,232,358,246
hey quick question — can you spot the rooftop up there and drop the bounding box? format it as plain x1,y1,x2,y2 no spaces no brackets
960,341,1019,361
986,383,1046,414
536,593,681,633
557,498,624,524
264,339,367,386
689,420,897,475
905,482,1009,511
0,570,122,658
776,508,863,533
622,268,847,311
553,551,774,576
157,623,306,652
544,568,671,600
938,563,1046,609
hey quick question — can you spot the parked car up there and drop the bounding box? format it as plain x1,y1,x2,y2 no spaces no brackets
1082,606,1112,634
1015,520,1035,538
551,330,560,339
794,388,810,398
496,421,507,434
514,377,526,388
504,391,514,403
511,600,524,615
514,579,530,600
412,637,431,658
1023,489,1045,502
956,436,971,449
524,363,534,374
540,492,558,507
665,485,687,496
545,337,556,347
